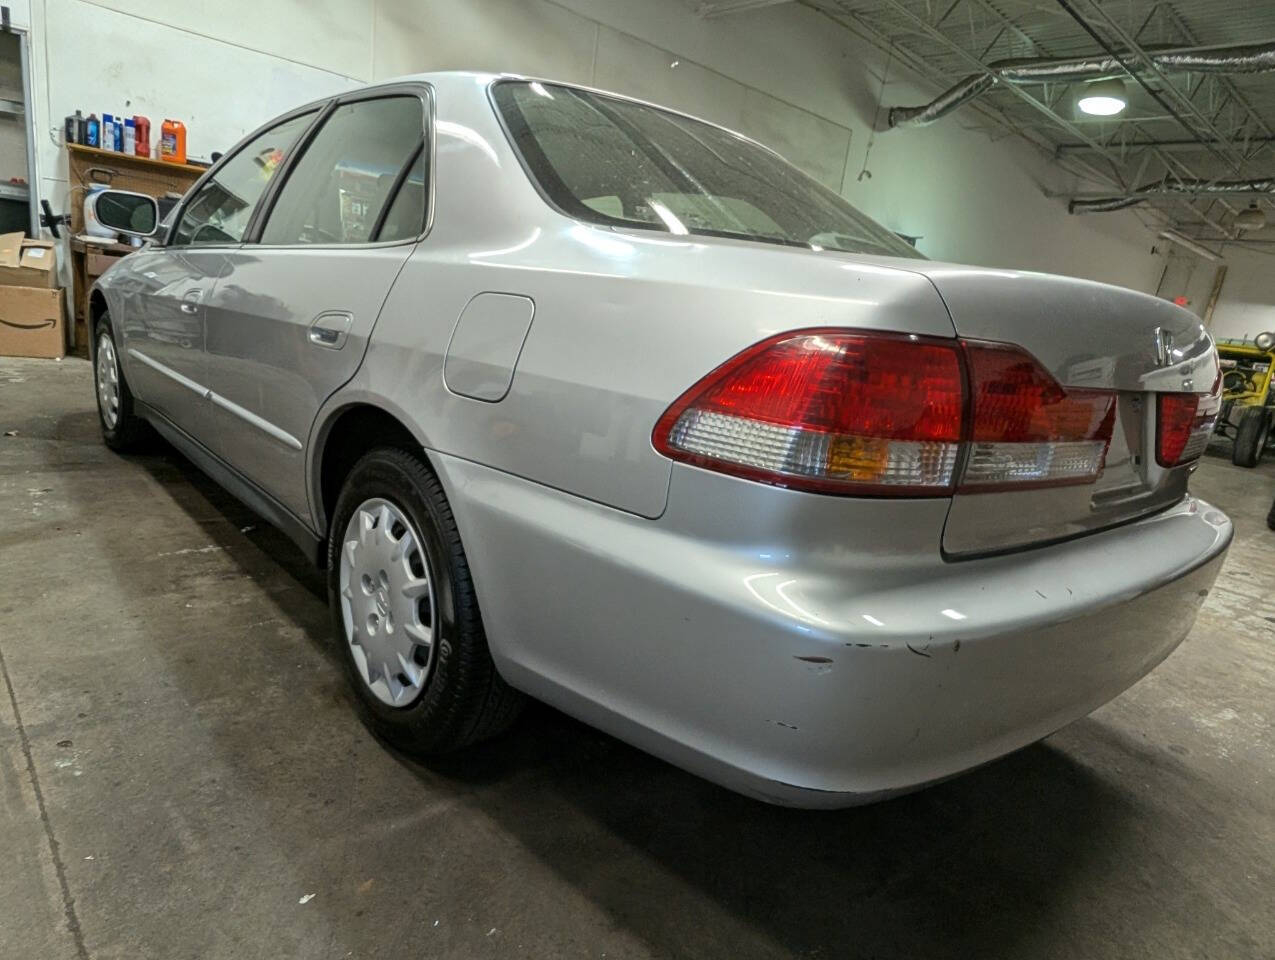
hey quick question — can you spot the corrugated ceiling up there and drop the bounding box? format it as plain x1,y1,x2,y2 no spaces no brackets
800,0,1275,240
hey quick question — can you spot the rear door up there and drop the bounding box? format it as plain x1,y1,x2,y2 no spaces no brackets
201,87,430,521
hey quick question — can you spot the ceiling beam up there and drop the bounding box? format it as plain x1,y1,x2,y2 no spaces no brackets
1067,188,1275,200
1058,137,1275,155
692,0,792,17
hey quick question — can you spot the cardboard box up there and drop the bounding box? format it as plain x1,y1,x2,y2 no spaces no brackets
0,232,57,288
0,286,65,359
86,249,122,278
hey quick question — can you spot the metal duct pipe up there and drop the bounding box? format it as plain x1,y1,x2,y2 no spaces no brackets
885,74,994,128
888,41,1275,128
1069,196,1144,214
1070,178,1275,214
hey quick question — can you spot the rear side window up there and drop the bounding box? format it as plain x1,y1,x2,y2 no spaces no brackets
172,111,315,247
260,96,426,245
491,80,921,259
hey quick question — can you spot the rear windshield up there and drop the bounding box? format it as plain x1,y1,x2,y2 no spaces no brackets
491,80,922,259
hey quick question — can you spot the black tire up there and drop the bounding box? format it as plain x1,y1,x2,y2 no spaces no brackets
1232,407,1269,467
1267,496,1275,531
93,312,149,452
326,447,523,753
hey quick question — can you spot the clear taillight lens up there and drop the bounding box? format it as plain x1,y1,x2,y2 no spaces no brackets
652,330,965,495
960,342,1116,490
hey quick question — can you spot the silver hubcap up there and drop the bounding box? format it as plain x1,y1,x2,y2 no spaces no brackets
338,498,435,707
96,332,120,429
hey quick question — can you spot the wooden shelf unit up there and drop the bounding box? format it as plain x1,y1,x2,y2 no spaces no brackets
65,144,207,354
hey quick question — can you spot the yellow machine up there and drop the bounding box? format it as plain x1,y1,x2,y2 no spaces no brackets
1215,334,1275,466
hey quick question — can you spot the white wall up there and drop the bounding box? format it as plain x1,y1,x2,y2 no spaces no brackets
1155,242,1275,343
23,0,1166,293
1209,246,1275,340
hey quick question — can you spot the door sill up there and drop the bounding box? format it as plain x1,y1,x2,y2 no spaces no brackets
136,400,325,567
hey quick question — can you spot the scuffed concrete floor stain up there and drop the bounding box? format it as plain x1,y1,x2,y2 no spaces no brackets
1,356,1273,960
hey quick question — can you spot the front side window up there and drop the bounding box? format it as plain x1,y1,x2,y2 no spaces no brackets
171,111,316,247
491,81,922,259
260,96,426,246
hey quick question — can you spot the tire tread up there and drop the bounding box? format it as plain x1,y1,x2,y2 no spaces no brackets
1232,407,1268,468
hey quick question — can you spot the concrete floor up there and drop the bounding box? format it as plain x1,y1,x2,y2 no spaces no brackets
1,354,1272,960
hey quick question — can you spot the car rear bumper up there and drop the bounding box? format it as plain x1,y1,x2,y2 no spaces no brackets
433,452,1232,808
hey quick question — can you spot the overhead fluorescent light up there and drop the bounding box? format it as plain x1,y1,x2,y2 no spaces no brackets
1236,202,1267,231
1078,78,1128,117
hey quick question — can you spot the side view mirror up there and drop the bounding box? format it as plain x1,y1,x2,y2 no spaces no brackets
88,189,159,238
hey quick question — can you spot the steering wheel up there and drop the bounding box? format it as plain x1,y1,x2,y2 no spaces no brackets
190,222,236,245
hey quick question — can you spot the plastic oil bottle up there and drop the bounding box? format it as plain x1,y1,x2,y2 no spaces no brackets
160,119,186,164
134,116,151,157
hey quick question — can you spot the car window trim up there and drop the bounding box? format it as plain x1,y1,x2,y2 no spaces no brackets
246,81,436,251
369,139,425,243
163,102,329,251
242,100,339,245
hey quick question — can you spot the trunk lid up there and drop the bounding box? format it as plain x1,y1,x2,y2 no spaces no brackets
915,263,1218,556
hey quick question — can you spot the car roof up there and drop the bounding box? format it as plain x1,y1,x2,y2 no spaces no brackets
325,70,776,161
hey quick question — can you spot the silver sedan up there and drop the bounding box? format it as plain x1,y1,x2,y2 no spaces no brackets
88,72,1230,807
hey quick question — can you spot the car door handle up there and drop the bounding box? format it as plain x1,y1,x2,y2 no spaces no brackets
180,302,199,314
309,311,353,350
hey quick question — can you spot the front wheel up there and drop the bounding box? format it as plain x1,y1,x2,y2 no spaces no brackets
1232,407,1269,467
326,447,523,753
93,312,149,451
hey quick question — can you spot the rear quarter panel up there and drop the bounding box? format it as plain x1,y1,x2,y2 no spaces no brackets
338,74,956,522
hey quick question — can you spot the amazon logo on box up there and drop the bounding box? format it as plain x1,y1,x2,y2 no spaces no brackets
0,287,65,359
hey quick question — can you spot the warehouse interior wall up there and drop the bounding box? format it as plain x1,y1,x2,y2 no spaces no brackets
1156,243,1275,342
1207,245,1275,341
19,0,1169,293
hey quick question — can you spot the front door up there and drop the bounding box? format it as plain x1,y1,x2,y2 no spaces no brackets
201,92,429,523
115,246,221,442
124,106,322,450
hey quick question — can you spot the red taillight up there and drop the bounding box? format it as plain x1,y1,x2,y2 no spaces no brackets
655,329,1220,496
961,343,1116,490
651,330,965,495
1157,394,1197,467
654,328,1124,496
1156,392,1218,467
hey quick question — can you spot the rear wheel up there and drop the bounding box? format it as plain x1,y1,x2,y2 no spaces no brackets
326,447,523,753
93,312,148,451
1232,407,1269,467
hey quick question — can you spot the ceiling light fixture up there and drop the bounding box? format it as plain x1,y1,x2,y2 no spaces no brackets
1077,78,1128,116
1236,202,1267,231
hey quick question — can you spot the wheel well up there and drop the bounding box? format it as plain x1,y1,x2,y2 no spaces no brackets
89,291,108,333
318,405,420,532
